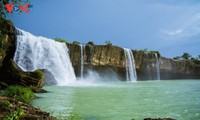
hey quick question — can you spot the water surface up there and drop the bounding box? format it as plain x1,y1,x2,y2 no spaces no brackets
32,80,200,120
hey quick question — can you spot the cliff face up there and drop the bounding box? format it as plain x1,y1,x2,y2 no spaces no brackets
69,44,200,80
0,18,44,89
159,57,200,79
1,18,200,81
69,44,127,80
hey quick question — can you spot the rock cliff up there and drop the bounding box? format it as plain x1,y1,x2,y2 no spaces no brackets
68,44,200,80
69,44,127,80
0,18,44,89
1,17,200,81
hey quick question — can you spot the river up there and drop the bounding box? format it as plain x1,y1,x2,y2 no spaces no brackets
32,80,200,120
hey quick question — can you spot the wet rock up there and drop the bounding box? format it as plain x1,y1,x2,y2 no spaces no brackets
144,118,176,120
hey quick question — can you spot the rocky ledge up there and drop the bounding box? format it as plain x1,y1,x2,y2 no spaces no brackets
0,96,55,120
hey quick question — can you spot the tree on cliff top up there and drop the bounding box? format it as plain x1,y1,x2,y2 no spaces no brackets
181,52,191,60
105,40,112,46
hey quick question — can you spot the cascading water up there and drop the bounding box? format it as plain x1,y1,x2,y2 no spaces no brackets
124,48,137,81
79,44,85,79
155,53,160,80
14,29,76,85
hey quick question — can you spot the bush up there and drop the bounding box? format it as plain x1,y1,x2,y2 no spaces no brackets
73,41,80,45
105,41,112,46
149,50,161,58
1,86,35,104
87,41,94,45
173,56,181,60
192,59,200,64
181,52,191,60
55,38,70,46
139,48,148,53
33,69,44,79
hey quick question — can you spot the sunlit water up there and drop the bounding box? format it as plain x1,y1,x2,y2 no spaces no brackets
32,80,200,120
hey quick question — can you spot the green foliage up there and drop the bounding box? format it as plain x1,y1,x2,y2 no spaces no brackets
87,40,94,45
190,56,200,64
193,59,200,64
0,17,13,34
55,38,70,46
149,50,161,58
73,41,80,45
139,48,148,53
3,107,24,120
105,40,112,46
173,56,181,60
181,52,191,60
33,69,44,79
1,85,35,104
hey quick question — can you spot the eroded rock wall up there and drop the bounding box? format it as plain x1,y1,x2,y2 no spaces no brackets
68,44,200,80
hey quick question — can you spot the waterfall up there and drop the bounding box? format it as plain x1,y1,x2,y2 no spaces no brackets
124,48,137,81
155,53,160,80
13,29,76,85
79,44,85,79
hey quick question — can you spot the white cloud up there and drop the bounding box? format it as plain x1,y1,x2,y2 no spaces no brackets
161,13,200,39
162,29,183,36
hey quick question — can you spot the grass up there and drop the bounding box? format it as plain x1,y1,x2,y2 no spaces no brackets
0,85,35,104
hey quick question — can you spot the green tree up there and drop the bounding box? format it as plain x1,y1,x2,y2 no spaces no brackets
173,56,181,60
87,40,94,45
181,52,191,60
105,40,112,46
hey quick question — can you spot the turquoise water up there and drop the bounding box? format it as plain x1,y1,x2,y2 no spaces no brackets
32,80,200,120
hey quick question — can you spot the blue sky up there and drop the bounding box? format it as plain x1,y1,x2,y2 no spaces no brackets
8,0,200,58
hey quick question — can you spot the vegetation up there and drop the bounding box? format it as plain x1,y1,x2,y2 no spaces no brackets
173,53,200,64
87,40,94,46
55,38,70,46
105,40,112,46
3,107,24,120
0,85,35,104
73,41,80,45
33,69,44,79
139,48,148,53
181,52,191,60
0,99,25,120
149,50,161,58
173,56,181,60
137,49,161,59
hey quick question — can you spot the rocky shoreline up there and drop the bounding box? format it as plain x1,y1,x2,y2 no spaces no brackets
0,96,55,120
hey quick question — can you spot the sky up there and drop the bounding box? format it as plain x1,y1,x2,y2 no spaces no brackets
7,0,200,58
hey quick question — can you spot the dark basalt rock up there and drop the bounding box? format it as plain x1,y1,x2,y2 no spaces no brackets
0,59,44,90
144,118,176,120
